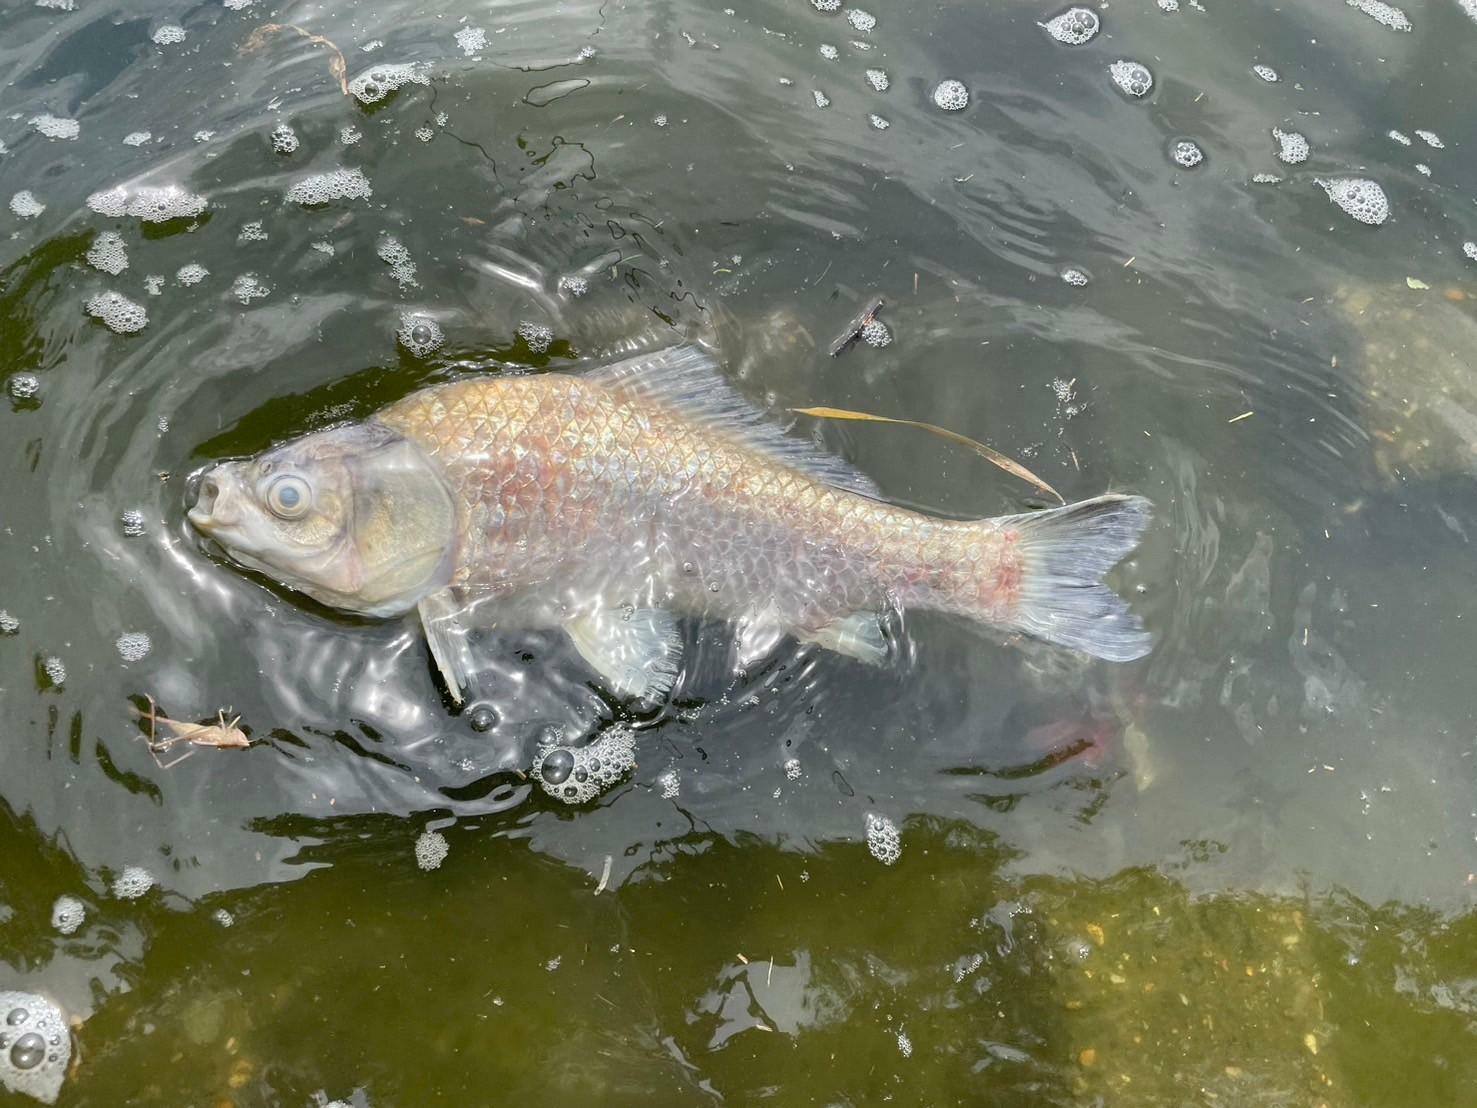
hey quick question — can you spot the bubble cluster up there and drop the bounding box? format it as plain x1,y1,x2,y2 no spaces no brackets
36,0,75,8
176,263,208,286
1158,0,1179,10
348,62,428,105
147,274,166,296
192,129,214,143
86,184,207,222
1415,129,1443,149
1171,139,1204,167
1252,64,1279,82
340,126,362,146
869,113,890,130
231,274,269,303
397,313,444,356
557,274,589,296
86,231,129,276
0,612,17,634
285,168,372,205
1041,7,1100,45
29,114,79,140
931,79,969,111
658,769,680,798
112,866,154,899
123,131,151,146
1465,241,1477,262
455,26,488,56
861,318,892,347
1272,127,1309,164
9,375,39,400
845,8,876,31
517,320,553,353
1388,129,1411,145
237,221,268,243
213,907,235,926
311,241,335,257
807,89,829,109
1109,60,1153,97
533,727,637,805
50,896,84,935
784,757,802,780
9,192,44,219
0,991,70,1105
85,291,148,334
1416,163,1431,177
1252,172,1282,184
120,510,146,536
377,235,418,288
865,812,901,865
270,123,298,154
811,0,841,10
115,631,151,662
1316,177,1389,226
414,830,449,871
865,68,889,92
1061,266,1091,286
819,44,839,60
415,127,434,142
897,1030,913,1057
42,656,65,685
152,23,186,44
1346,0,1411,30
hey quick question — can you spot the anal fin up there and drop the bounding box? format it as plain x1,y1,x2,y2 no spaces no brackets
798,612,890,665
418,588,501,704
567,608,683,702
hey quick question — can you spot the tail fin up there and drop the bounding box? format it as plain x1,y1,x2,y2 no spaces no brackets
997,494,1153,662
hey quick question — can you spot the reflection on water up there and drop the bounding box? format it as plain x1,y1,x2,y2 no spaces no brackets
2,0,1477,1100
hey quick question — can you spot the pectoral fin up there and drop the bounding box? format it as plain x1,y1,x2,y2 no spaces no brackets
418,588,502,704
798,612,890,665
566,608,683,701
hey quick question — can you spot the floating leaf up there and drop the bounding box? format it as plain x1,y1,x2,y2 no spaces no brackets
1406,276,1429,290
792,405,1065,503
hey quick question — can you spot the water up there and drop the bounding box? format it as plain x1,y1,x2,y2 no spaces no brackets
2,0,1476,1101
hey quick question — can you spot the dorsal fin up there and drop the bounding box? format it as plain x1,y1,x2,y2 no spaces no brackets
584,345,882,498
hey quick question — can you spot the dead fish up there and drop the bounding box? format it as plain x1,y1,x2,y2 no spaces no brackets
188,346,1151,703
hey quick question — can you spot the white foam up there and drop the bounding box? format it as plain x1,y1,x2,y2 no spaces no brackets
51,895,85,935
123,131,151,146
1110,60,1153,97
1171,139,1204,167
658,769,680,798
811,90,830,109
1416,163,1431,176
1061,266,1090,286
865,812,901,864
1316,177,1389,226
1464,241,1477,262
115,631,151,661
455,26,488,56
176,263,208,286
1388,129,1411,145
285,168,372,204
231,274,269,303
9,191,44,219
1158,0,1179,10
348,62,428,104
865,68,889,91
1346,0,1412,30
1253,64,1279,82
414,830,449,870
86,184,207,222
811,0,841,10
86,231,129,276
1415,129,1444,149
869,113,890,130
238,221,267,243
861,318,891,347
397,314,444,356
377,234,418,288
270,122,299,154
9,374,40,399
932,79,969,110
819,43,839,59
30,114,79,140
517,320,553,352
120,509,146,536
112,865,155,899
1041,7,1100,44
1273,127,1309,164
845,8,875,31
85,291,148,333
213,907,235,926
144,275,164,296
535,727,637,804
43,656,66,684
0,991,70,1105
0,611,17,634
557,274,589,296
152,24,186,44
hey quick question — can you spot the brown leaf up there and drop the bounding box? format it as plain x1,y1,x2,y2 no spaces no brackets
792,405,1065,504
241,22,350,96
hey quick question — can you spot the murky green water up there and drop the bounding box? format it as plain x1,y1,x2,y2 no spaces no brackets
2,0,1476,1103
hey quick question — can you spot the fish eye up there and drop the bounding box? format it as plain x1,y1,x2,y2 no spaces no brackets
266,474,311,520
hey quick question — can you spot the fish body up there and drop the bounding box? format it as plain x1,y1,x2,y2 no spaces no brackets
189,347,1151,700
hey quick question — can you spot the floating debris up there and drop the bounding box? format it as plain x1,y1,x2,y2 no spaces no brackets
1110,60,1153,97
931,79,969,110
135,697,250,768
414,830,449,871
1316,177,1390,226
828,294,885,356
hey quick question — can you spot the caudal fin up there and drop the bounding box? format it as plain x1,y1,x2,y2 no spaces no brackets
997,494,1153,662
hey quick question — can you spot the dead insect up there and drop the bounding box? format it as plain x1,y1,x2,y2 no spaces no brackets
827,294,886,357
134,695,251,769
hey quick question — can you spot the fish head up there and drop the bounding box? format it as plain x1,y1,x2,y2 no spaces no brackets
188,421,457,616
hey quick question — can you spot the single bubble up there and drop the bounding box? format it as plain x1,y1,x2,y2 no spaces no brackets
468,706,497,732
9,191,45,219
6,1009,26,1027
541,748,575,784
50,896,85,935
1170,139,1204,168
414,830,449,871
932,79,969,111
112,865,155,899
10,1033,45,1070
1109,59,1153,98
1041,7,1100,44
9,374,40,399
115,632,151,662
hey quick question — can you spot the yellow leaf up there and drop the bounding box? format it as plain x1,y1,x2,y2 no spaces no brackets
1406,277,1429,290
792,406,1065,504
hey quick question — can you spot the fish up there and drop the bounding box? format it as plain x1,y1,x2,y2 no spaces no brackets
187,345,1152,703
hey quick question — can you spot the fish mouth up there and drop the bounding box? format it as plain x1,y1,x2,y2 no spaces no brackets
186,463,241,537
